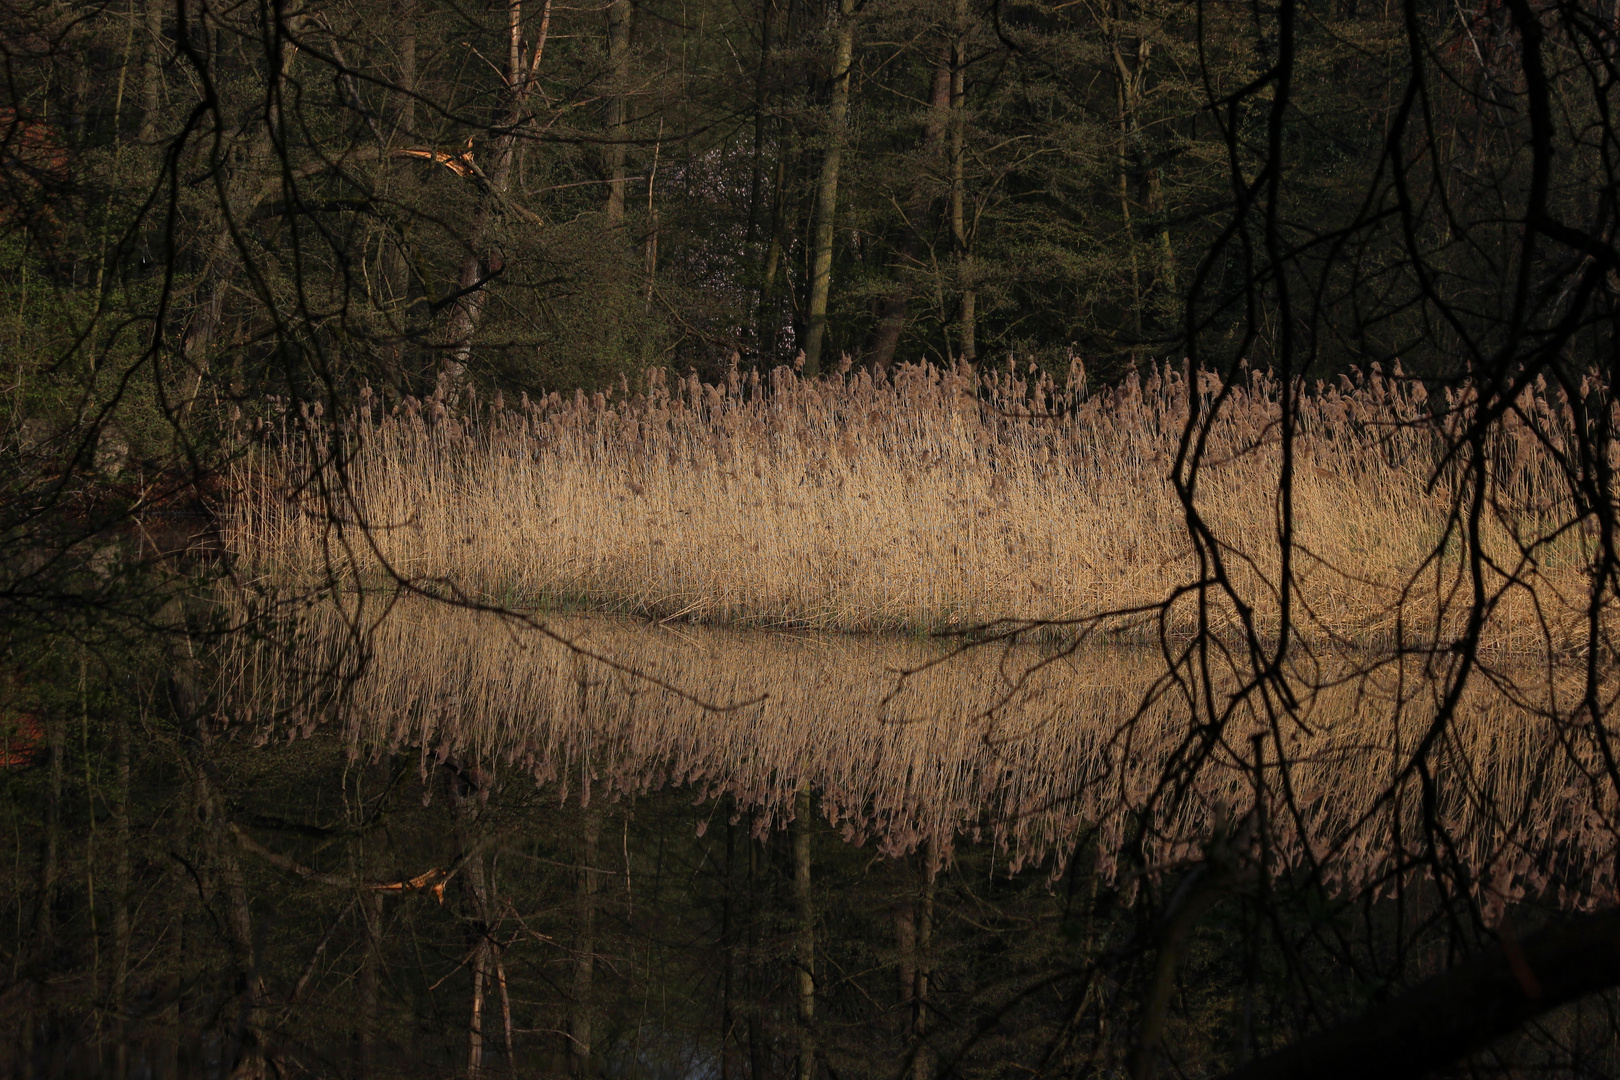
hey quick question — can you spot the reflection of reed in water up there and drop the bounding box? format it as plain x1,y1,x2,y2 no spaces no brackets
234,599,1619,912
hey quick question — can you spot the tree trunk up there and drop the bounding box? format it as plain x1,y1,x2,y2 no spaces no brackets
441,0,552,397
138,0,164,145
181,9,313,402
746,0,778,248
1111,20,1173,332
605,0,633,225
948,0,975,362
863,59,951,372
396,0,417,135
758,136,792,364
802,0,857,377
793,787,815,1080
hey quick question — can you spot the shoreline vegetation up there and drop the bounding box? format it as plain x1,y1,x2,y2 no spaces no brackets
228,358,1603,657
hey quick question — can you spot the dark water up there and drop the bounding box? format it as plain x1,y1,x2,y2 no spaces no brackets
4,601,1619,1078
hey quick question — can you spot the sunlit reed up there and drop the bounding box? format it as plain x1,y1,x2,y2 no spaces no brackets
228,359,1605,654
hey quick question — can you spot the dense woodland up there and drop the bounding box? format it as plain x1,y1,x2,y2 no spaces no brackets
2,0,1602,410
10,0,1620,1077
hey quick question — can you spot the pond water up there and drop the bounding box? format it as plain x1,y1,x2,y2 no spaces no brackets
10,597,1617,1078
237,598,1617,911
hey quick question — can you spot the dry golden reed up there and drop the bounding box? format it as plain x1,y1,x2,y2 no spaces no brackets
228,359,1604,653
228,598,1620,913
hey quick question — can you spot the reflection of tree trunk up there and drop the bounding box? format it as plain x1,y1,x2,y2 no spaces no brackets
39,712,63,944
496,952,517,1075
450,769,494,1080
158,879,185,1078
359,890,383,1075
894,844,934,1080
948,0,975,362
747,834,769,1080
863,62,950,372
25,711,65,1080
722,815,739,1080
605,0,632,225
802,0,857,377
191,723,267,1079
355,759,387,1076
469,939,488,1079
894,899,915,1032
793,787,815,1080
914,843,935,1080
571,805,602,1075
113,712,132,1080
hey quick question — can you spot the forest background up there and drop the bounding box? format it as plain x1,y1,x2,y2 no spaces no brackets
9,0,1620,1076
1,0,1428,420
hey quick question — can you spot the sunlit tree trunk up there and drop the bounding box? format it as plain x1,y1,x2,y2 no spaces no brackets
442,0,552,397
802,0,856,377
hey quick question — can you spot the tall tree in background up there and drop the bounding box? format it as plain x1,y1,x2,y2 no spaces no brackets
801,0,857,376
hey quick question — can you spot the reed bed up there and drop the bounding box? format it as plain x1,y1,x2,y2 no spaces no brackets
229,359,1605,652
224,599,1620,913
